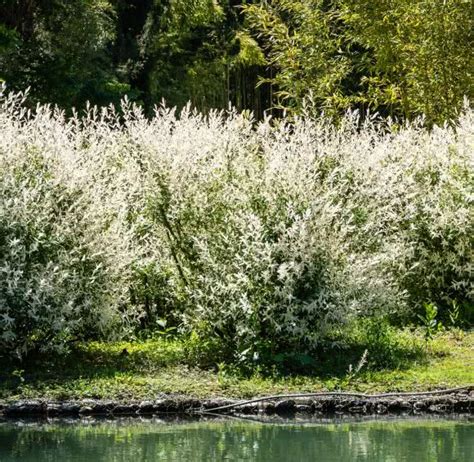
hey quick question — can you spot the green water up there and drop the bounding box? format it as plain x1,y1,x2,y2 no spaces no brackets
0,417,472,461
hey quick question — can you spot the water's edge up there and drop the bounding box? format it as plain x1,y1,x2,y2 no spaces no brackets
1,389,473,418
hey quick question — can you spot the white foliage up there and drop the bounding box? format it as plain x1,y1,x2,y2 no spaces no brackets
1,90,472,357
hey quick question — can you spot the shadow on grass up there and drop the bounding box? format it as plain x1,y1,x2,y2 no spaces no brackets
0,324,434,399
0,338,186,399
231,322,431,383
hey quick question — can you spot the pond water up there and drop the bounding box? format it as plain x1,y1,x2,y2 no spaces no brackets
0,416,472,461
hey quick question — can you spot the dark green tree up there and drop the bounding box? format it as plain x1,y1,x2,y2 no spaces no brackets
243,0,473,122
0,1,129,107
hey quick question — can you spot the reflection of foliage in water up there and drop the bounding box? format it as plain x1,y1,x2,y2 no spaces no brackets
0,419,473,462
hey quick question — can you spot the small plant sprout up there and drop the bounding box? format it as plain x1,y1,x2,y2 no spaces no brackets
418,303,443,342
448,301,460,328
348,349,368,376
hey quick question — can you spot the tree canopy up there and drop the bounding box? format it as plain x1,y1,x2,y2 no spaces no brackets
1,0,472,122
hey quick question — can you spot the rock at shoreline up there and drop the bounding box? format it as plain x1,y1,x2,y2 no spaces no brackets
1,389,472,418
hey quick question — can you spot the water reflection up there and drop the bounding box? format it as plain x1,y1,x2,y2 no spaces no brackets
0,416,472,461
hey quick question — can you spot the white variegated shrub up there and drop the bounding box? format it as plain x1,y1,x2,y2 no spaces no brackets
0,94,139,357
0,90,472,358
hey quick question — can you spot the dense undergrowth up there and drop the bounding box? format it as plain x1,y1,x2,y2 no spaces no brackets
0,90,473,361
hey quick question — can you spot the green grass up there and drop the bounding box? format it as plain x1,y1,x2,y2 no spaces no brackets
0,330,472,401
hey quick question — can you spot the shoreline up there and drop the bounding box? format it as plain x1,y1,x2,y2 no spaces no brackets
1,388,472,418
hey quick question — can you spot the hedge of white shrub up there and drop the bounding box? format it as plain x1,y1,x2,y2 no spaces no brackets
1,90,472,358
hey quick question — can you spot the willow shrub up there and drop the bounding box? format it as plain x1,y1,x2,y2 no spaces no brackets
1,91,472,358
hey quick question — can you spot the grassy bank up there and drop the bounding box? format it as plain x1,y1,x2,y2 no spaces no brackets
1,330,472,401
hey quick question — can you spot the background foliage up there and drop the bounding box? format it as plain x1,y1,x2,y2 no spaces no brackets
0,1,472,122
